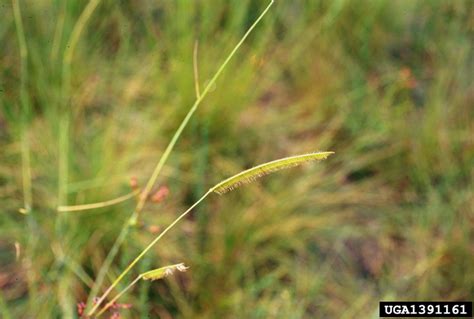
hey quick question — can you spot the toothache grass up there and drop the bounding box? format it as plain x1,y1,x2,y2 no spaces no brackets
94,151,333,316
86,1,276,315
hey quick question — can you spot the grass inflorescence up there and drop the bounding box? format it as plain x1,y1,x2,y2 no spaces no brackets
211,152,334,195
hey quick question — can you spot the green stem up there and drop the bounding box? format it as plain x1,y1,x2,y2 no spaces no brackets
85,212,134,312
12,1,37,315
12,0,33,212
55,1,102,317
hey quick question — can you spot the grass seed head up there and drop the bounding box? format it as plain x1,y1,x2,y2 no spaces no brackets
141,263,190,281
211,151,334,195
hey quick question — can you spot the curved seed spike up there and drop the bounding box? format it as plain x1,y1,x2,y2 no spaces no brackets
141,263,189,281
211,151,334,195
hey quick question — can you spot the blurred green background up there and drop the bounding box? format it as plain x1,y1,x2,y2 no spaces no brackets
1,0,473,318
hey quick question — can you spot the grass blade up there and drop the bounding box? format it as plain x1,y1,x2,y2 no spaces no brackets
57,189,139,212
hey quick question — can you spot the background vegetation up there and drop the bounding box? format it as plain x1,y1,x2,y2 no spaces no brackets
1,0,473,318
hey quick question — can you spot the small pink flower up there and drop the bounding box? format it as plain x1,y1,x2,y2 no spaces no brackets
151,186,169,203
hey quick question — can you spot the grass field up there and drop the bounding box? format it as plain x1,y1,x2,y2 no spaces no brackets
1,1,473,318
